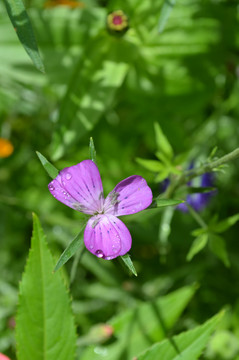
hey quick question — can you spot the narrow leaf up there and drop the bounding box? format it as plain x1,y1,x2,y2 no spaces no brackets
16,214,76,360
89,137,97,163
209,234,230,267
154,122,174,159
187,233,208,261
191,227,207,237
3,0,45,72
80,285,197,360
187,186,216,194
36,151,59,179
158,0,176,33
54,226,86,272
138,311,223,360
136,158,164,172
210,213,239,233
120,254,137,276
150,198,184,208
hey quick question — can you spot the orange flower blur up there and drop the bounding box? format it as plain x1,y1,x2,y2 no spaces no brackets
44,0,85,8
0,138,14,158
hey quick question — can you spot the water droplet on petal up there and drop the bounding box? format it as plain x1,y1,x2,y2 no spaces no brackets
65,172,72,180
95,250,104,258
49,184,55,191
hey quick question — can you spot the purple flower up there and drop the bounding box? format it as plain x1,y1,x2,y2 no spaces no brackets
48,160,152,260
177,172,215,212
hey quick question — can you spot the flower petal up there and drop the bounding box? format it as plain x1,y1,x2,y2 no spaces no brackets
104,175,152,216
84,215,132,260
48,160,104,214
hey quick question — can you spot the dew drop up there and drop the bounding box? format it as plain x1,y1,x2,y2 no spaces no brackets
95,250,104,258
65,172,72,180
49,184,55,191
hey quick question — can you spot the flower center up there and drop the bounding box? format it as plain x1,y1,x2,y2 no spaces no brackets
112,15,123,25
95,191,120,215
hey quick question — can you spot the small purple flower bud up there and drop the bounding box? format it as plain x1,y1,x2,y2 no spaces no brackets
162,164,216,212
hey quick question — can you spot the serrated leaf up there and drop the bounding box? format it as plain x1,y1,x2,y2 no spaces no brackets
89,137,97,163
16,214,76,360
154,122,174,160
80,285,197,360
3,0,44,72
137,311,223,360
187,233,208,261
54,226,86,272
120,254,137,276
36,151,59,179
158,0,177,33
209,234,230,267
136,158,165,172
150,198,184,208
210,214,239,233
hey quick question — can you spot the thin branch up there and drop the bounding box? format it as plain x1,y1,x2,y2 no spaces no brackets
164,147,239,198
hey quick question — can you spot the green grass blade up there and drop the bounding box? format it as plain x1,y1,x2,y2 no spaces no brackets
3,0,45,72
158,0,176,34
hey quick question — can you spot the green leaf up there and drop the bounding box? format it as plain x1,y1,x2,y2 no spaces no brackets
89,137,97,163
3,0,44,72
80,285,197,360
54,226,86,272
187,186,216,194
191,227,207,237
16,214,76,360
154,122,174,160
150,198,184,208
137,311,223,360
187,233,208,261
52,59,129,160
120,254,137,277
158,0,177,33
136,158,165,172
209,234,230,267
210,214,239,233
36,151,59,179
155,170,171,182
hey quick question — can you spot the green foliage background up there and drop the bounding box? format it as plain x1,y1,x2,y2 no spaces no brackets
0,0,239,358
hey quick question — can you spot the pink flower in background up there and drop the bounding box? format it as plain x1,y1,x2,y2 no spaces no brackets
48,160,152,260
0,353,11,360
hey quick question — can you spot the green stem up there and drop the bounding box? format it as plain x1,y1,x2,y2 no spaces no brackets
164,147,239,198
186,204,207,228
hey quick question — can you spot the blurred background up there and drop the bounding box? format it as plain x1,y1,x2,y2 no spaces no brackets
0,0,239,358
